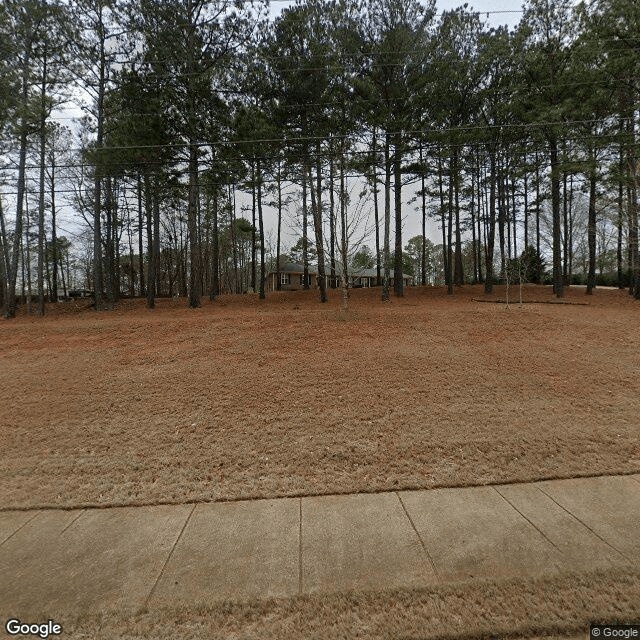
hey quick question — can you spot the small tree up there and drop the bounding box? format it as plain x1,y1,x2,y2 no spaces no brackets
351,245,375,270
289,238,316,266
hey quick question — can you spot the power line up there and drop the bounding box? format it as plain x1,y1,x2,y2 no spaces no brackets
0,135,630,197
34,117,632,153
42,41,640,85
42,66,638,124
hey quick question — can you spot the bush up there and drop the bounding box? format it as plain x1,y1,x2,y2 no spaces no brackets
597,272,626,287
507,245,547,284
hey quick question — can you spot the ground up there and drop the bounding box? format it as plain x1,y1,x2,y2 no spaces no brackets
1,283,638,510
60,568,640,640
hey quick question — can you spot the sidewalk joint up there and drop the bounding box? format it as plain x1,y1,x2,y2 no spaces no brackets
1,512,40,547
536,485,631,563
144,503,196,607
59,509,86,536
395,492,439,581
492,486,562,553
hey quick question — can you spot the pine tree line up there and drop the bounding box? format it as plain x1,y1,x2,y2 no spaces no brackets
0,0,638,316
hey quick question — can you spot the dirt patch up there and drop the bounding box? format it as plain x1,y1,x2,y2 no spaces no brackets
1,284,639,509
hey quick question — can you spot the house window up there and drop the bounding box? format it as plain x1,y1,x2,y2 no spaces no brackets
281,273,290,285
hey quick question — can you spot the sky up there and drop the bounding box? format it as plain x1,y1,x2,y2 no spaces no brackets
256,0,525,255
42,0,526,261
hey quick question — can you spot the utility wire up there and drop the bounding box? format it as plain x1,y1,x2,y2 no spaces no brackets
0,138,630,197
17,117,629,154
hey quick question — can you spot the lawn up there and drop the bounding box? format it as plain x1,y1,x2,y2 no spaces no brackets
1,284,638,510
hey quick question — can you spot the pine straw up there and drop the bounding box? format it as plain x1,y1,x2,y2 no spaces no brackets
54,567,640,639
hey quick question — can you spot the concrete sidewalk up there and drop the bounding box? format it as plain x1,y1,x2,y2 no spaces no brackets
1,474,639,619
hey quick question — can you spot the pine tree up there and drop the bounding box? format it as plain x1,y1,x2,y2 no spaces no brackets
519,0,579,298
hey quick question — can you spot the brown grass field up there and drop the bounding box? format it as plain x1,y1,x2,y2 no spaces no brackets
1,284,639,510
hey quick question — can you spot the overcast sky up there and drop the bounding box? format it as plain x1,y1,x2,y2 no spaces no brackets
45,0,526,257
257,0,525,254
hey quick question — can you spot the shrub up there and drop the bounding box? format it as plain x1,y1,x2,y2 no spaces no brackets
508,245,547,284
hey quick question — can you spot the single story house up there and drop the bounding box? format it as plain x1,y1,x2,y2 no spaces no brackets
267,263,318,292
267,263,412,292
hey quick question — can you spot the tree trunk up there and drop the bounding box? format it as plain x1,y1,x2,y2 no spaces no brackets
497,160,506,275
382,132,391,301
471,169,477,284
276,162,282,291
627,164,640,300
145,176,156,309
586,162,597,295
187,140,201,307
373,128,381,286
45,237,52,300
104,178,114,304
453,148,464,286
477,155,483,284
50,146,58,302
5,28,32,319
61,248,68,299
251,160,256,292
25,201,33,314
447,153,454,295
511,170,518,260
93,20,106,312
257,158,265,299
310,150,327,303
562,169,569,285
340,144,349,310
535,151,542,283
302,164,309,290
329,152,336,287
210,188,219,299
550,138,564,297
153,181,160,299
420,143,427,285
0,197,10,309
137,174,145,296
186,3,201,307
438,152,448,288
229,185,238,293
568,173,574,281
393,134,403,296
128,218,135,297
505,166,512,263
484,150,497,295
37,41,48,315
617,121,625,288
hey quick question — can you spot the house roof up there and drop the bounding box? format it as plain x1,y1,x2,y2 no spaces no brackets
277,263,317,274
271,263,411,279
338,266,412,280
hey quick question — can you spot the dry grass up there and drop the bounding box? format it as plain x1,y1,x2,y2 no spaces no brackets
1,284,639,510
56,567,640,639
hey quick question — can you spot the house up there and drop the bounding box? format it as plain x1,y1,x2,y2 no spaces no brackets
267,263,412,292
67,289,94,300
350,267,413,288
267,263,318,292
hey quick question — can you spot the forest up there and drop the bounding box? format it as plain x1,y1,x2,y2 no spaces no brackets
0,0,638,317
